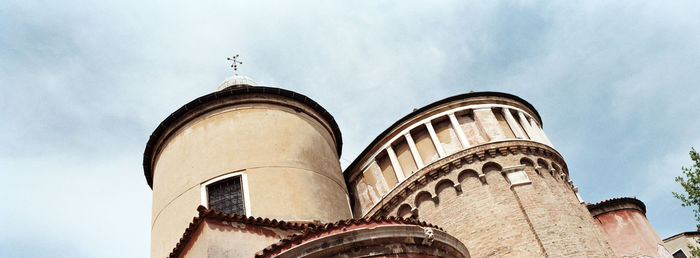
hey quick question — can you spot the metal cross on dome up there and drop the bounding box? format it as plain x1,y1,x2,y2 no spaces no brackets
227,54,243,75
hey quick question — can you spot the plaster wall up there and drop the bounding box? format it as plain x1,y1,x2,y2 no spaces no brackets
378,152,399,188
457,112,488,145
594,208,668,257
178,220,298,258
434,118,462,155
664,234,700,258
473,109,505,141
412,126,440,165
150,101,350,258
394,138,418,176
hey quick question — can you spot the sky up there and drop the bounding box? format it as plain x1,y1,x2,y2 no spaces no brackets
1,0,699,257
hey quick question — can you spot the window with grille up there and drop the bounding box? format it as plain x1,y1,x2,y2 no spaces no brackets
206,176,245,215
673,249,687,258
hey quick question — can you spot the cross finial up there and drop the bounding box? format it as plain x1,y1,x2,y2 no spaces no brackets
226,54,243,75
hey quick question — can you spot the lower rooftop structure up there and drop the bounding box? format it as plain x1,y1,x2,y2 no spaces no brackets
169,206,468,258
663,231,700,258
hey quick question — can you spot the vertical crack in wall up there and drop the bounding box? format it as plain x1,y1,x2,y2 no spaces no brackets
511,187,549,257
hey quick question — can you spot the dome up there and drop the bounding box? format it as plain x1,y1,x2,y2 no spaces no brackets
216,75,258,91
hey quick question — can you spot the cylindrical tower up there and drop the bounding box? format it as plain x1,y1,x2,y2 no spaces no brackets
344,92,615,257
588,197,672,257
144,76,352,258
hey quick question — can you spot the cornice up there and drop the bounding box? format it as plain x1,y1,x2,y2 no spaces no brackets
358,140,571,218
587,197,647,217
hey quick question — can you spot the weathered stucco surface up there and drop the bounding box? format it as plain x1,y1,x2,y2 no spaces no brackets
394,138,419,176
434,118,462,155
664,233,700,258
178,220,299,258
594,208,669,257
457,112,488,145
150,101,351,258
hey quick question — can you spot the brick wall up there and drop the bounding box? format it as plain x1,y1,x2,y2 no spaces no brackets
367,143,615,257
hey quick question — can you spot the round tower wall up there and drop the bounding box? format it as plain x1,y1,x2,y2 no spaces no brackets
345,93,615,257
148,94,351,258
588,198,669,257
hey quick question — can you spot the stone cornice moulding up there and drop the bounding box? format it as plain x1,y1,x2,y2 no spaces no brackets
360,140,573,218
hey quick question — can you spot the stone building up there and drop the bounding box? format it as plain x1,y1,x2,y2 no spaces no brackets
663,231,700,258
143,72,672,257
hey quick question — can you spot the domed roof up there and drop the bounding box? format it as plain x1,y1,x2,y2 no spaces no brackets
216,75,258,91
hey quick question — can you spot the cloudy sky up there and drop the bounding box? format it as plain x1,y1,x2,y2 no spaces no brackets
2,0,700,257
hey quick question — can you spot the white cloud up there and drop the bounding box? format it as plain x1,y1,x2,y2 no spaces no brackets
2,0,700,256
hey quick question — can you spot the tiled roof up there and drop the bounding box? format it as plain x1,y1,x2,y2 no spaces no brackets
586,196,646,214
255,216,442,258
663,231,700,242
168,206,317,258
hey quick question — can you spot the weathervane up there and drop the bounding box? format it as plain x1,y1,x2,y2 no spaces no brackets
227,54,243,75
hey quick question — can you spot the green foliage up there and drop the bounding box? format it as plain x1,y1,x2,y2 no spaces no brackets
692,242,700,258
673,147,700,257
673,148,700,226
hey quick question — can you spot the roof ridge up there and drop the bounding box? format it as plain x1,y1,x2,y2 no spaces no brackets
168,206,317,258
586,196,646,214
254,216,443,258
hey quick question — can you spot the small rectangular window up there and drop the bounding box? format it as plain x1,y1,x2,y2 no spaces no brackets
673,250,688,258
207,176,245,215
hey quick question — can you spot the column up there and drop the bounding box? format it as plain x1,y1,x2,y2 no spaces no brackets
448,113,470,149
529,118,553,146
502,108,525,139
518,112,540,141
404,133,424,168
425,122,447,157
386,146,405,182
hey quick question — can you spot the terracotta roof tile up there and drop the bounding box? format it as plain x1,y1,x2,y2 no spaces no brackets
168,206,317,258
663,231,700,242
254,216,443,258
586,196,646,214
